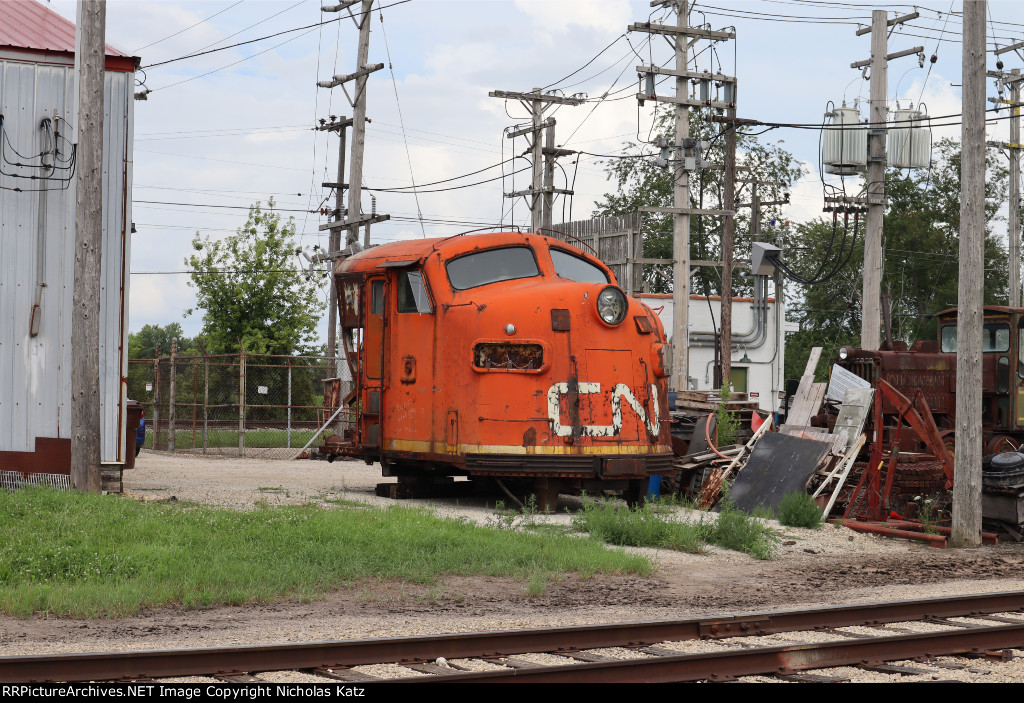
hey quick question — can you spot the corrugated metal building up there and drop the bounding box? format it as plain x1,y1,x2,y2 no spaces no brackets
0,0,137,483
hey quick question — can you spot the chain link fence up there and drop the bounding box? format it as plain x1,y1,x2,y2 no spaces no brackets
127,350,352,459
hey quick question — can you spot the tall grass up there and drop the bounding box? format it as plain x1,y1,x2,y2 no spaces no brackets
0,487,652,618
571,501,708,554
777,491,824,529
709,499,779,560
571,498,779,560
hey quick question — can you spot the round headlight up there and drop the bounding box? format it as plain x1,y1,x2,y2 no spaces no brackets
596,286,628,325
839,346,850,360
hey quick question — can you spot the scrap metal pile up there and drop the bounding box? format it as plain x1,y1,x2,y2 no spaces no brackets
667,347,1006,547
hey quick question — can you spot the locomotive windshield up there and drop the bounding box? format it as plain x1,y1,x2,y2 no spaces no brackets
550,249,609,283
940,322,1010,353
446,246,539,290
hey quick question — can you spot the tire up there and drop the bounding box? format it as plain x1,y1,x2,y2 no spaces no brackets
989,452,1024,471
135,445,141,458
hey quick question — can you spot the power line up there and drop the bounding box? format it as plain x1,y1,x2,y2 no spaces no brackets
132,0,247,54
142,0,411,70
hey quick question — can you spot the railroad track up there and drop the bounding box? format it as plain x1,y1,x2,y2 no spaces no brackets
7,591,1024,683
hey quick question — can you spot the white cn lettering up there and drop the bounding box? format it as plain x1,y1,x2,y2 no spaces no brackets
547,382,660,438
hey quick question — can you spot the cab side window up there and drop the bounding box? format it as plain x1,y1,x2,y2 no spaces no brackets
397,270,433,313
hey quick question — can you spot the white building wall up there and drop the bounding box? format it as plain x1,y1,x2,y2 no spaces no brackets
636,293,796,414
0,55,132,465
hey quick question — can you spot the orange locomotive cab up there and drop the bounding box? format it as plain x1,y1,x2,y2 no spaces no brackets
332,231,674,506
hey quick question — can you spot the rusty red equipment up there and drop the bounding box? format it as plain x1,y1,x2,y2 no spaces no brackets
324,231,674,507
837,306,1024,456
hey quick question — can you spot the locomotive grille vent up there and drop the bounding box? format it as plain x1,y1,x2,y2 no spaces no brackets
474,343,544,371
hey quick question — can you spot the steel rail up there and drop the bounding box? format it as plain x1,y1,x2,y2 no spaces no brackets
396,622,1024,683
5,590,1024,683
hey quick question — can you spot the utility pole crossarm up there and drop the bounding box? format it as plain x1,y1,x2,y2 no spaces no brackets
629,22,734,41
488,90,585,106
638,93,734,110
505,118,555,139
639,205,734,216
855,11,919,35
319,213,390,231
851,46,924,70
317,63,384,89
635,65,735,83
995,40,1024,56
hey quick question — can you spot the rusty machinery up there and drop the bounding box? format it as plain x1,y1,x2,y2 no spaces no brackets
837,306,1024,456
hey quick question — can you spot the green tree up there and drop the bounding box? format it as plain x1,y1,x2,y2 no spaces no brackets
184,200,325,356
595,109,803,294
783,138,1009,380
128,323,195,359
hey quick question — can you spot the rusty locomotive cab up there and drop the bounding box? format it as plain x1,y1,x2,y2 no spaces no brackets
323,231,674,508
836,306,1024,455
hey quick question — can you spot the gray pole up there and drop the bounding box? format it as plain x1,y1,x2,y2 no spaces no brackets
861,9,887,352
1011,72,1021,308
168,339,177,453
238,347,246,457
721,99,737,391
325,119,348,362
952,0,986,548
346,0,374,248
542,120,556,232
531,92,543,233
152,345,161,450
70,0,105,493
672,1,691,393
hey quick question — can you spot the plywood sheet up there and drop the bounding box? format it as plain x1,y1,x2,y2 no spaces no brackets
724,432,831,513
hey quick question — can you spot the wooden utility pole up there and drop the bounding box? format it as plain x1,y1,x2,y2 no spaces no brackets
852,11,922,350
988,65,1023,307
952,0,986,548
632,1,735,393
70,0,106,493
318,1,389,249
489,89,583,233
542,122,575,231
672,2,691,394
721,101,737,389
316,116,352,363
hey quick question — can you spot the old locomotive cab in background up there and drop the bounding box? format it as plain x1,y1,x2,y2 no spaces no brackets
327,231,675,508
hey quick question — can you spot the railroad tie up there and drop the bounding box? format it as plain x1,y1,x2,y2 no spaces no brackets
309,667,379,681
858,663,935,676
214,673,268,683
775,673,852,683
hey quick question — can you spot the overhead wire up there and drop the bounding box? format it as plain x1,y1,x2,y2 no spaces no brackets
132,0,247,54
378,2,424,237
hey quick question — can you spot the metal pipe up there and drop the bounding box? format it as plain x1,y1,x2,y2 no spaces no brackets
689,275,769,348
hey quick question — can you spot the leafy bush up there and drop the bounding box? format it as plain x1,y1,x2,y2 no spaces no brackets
777,491,823,529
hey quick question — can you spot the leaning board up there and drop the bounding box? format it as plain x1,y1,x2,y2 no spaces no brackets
723,432,832,513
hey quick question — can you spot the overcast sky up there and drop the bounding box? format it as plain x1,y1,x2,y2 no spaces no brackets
44,0,1024,343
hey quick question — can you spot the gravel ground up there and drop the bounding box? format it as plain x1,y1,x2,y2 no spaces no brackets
5,450,1024,682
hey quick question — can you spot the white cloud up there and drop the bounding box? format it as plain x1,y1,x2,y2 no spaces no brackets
514,0,630,36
